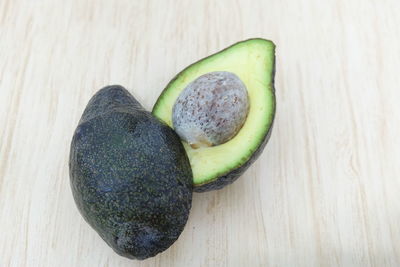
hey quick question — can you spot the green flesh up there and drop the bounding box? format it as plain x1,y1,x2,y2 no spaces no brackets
153,39,275,186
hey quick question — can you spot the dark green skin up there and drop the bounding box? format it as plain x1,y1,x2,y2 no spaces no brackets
69,85,193,260
193,56,276,192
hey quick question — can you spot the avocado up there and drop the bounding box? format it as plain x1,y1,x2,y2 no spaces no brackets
152,39,276,192
69,85,193,259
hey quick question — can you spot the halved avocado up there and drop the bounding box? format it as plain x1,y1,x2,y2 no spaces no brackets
152,38,276,192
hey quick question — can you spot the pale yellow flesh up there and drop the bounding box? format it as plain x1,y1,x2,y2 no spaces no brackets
153,39,275,185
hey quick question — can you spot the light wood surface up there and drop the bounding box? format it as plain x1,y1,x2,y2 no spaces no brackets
1,0,400,266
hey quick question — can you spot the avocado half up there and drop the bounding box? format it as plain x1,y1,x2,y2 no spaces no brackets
152,38,276,192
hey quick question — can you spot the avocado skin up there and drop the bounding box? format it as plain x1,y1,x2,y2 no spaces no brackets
69,85,193,259
193,56,276,192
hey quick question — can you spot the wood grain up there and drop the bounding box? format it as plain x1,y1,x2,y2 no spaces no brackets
1,0,400,266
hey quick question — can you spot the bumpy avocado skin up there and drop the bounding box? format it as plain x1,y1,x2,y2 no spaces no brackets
69,85,193,260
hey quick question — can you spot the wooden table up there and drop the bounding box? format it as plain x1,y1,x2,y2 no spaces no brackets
1,0,399,266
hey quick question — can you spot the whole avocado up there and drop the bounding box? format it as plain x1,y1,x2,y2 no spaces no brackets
69,85,193,260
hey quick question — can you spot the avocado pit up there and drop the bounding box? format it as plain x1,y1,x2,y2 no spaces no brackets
172,71,249,148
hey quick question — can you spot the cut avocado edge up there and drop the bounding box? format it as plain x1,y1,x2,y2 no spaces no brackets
152,38,276,190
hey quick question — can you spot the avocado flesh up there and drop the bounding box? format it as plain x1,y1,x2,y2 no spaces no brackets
152,39,276,191
69,85,193,259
